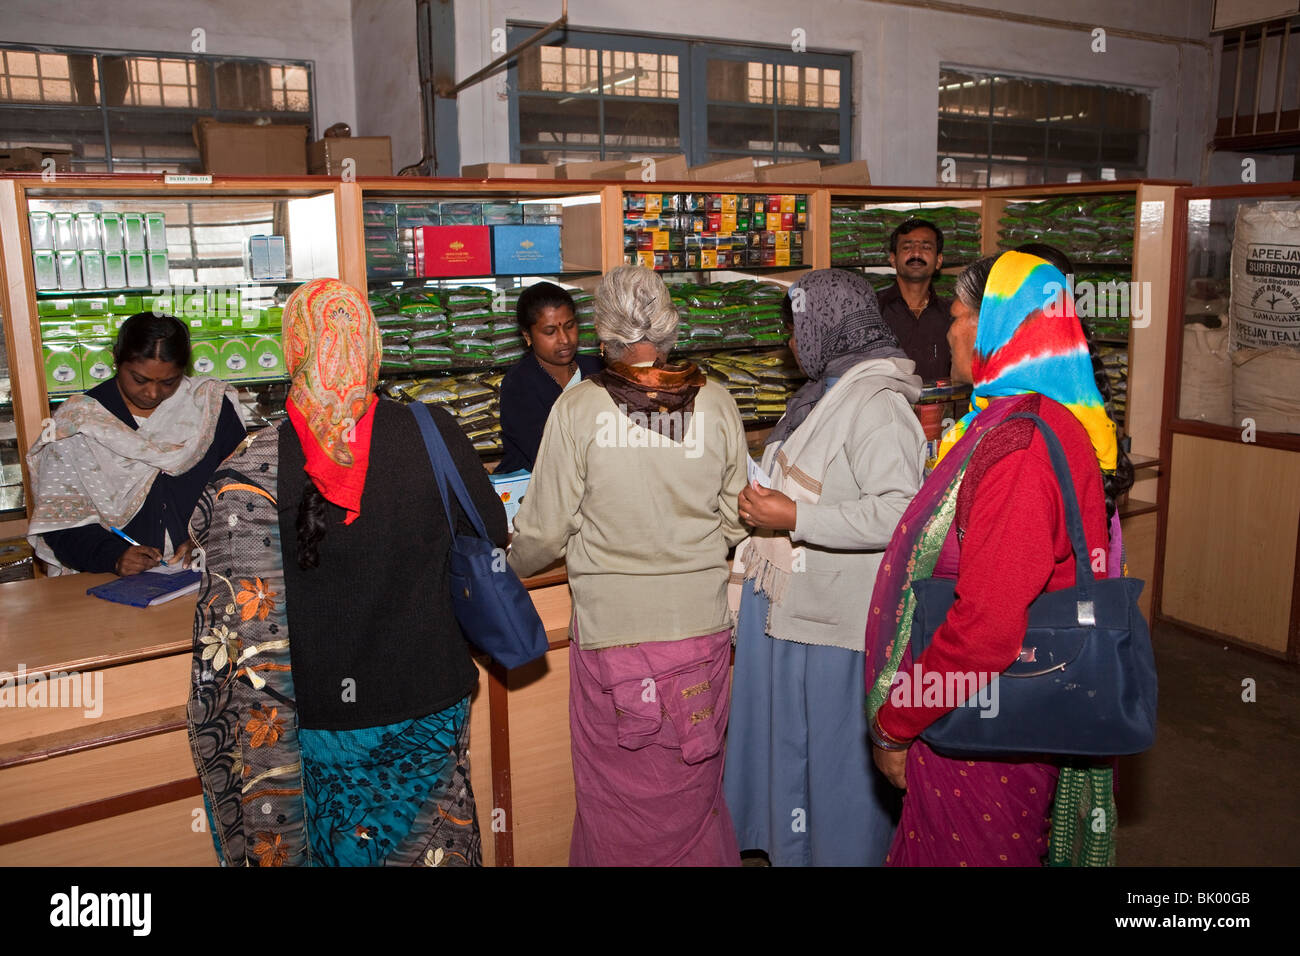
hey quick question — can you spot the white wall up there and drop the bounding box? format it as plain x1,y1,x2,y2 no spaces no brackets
452,0,1218,185
0,0,358,139
350,0,421,169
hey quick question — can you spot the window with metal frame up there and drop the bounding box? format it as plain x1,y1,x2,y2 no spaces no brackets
0,44,314,173
937,67,1149,187
509,25,851,167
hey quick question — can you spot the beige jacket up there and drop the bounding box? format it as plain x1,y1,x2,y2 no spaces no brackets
744,357,927,652
508,378,749,650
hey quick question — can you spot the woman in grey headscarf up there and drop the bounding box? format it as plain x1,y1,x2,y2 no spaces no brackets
724,268,928,866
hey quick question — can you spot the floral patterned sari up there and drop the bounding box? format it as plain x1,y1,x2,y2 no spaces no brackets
185,427,480,866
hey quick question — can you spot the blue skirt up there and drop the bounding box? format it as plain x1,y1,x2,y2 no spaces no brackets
723,588,900,866
298,696,480,866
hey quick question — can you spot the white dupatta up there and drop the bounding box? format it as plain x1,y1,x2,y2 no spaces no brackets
26,376,238,572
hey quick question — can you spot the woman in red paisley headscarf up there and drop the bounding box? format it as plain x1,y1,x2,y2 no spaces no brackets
185,278,507,866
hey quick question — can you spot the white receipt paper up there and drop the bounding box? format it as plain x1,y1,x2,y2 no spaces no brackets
747,455,774,489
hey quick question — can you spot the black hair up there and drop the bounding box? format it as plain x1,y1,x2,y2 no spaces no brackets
516,282,577,334
889,217,945,255
1013,242,1136,521
113,311,191,368
296,480,328,571
1014,242,1074,277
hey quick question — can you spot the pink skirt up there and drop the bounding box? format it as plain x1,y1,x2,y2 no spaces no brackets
568,626,741,867
887,739,1058,866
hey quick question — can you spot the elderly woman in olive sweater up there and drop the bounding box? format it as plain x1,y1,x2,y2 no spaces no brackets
508,265,749,867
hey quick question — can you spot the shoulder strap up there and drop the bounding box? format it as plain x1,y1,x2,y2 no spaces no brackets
1004,412,1094,591
408,401,491,541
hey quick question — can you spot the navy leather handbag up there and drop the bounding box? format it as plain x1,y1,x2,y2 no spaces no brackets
410,401,549,671
909,412,1157,757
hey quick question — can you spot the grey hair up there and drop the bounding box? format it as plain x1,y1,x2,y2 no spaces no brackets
954,254,1000,314
593,265,680,360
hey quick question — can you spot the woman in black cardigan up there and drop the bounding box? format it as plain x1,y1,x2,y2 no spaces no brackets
496,282,603,473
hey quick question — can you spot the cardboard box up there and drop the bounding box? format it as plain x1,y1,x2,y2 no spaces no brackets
106,294,143,314
755,160,823,184
554,160,642,180
308,136,392,177
39,317,78,341
37,298,77,318
0,147,73,173
43,343,84,392
194,119,309,176
81,339,116,386
819,160,872,186
688,158,757,183
76,314,115,340
413,226,492,278
635,154,689,183
249,335,286,379
488,469,531,533
491,225,562,275
460,162,556,180
188,338,220,378
218,337,252,380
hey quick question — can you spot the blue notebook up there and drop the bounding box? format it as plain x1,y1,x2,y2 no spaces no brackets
87,569,202,608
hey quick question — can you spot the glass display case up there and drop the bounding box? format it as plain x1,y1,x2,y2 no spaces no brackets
1154,182,1300,661
0,175,349,531
0,173,1180,531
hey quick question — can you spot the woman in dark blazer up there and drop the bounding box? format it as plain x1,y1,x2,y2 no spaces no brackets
496,282,603,473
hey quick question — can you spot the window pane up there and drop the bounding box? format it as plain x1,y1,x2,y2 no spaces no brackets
0,50,98,105
1047,126,1099,162
707,103,773,151
938,69,988,117
602,50,678,99
519,146,602,165
776,108,840,156
709,59,767,103
991,122,1045,163
107,111,203,171
215,60,310,113
938,117,988,158
101,56,212,109
993,75,1053,121
518,94,601,149
603,99,680,150
0,105,103,166
518,45,601,94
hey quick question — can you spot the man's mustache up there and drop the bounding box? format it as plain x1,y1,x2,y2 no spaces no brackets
906,257,926,266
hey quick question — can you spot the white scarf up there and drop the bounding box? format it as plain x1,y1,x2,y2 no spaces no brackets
26,376,238,572
727,359,915,612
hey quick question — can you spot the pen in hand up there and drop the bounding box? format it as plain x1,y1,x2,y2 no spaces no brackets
110,526,167,566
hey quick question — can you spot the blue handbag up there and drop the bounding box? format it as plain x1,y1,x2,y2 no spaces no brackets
908,412,1157,757
410,401,549,671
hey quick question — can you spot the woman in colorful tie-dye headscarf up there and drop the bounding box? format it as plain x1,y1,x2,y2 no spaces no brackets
862,250,1131,867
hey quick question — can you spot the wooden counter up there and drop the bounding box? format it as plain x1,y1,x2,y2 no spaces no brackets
0,566,576,866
